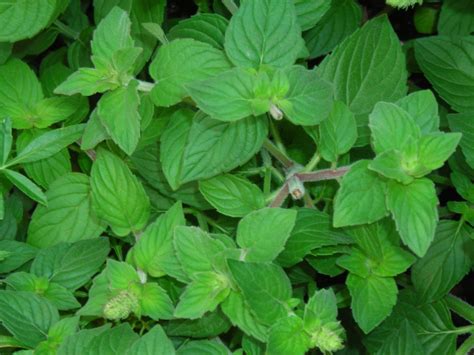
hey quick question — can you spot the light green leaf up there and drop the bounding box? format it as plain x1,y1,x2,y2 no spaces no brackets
5,124,84,167
199,174,265,217
387,178,438,257
305,0,362,58
177,340,229,355
128,325,175,355
267,316,310,355
27,173,105,248
47,316,80,343
175,272,229,319
173,226,227,277
278,66,333,126
168,13,228,49
396,90,439,134
90,149,150,236
150,38,231,107
415,36,474,113
228,260,292,325
106,259,140,290
318,16,407,144
139,282,174,321
0,290,59,348
369,102,420,155
91,6,134,65
347,274,398,334
2,169,47,205
0,117,12,165
97,82,141,155
221,291,268,342
374,245,416,277
0,0,57,42
128,202,187,281
32,96,83,128
304,288,338,330
54,68,120,96
369,150,414,184
236,208,297,262
225,0,302,69
438,0,474,36
161,110,267,189
448,113,474,169
31,238,110,291
333,160,388,227
186,68,267,122
412,221,472,302
319,101,357,162
295,0,331,31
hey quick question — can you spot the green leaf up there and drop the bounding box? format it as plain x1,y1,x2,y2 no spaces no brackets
0,117,12,165
0,290,59,348
186,68,267,122
0,240,37,273
414,132,462,175
128,325,175,355
277,208,353,267
347,274,398,334
57,325,111,355
333,160,388,227
175,272,229,319
438,0,474,36
386,178,438,257
168,13,228,49
415,36,474,113
319,101,357,162
225,0,302,69
304,288,338,330
448,113,474,169
54,68,120,96
0,0,58,42
236,208,297,262
161,110,267,189
2,169,47,205
31,238,110,291
32,96,84,128
173,226,227,277
412,221,472,302
267,316,310,355
166,310,232,338
27,173,105,248
139,282,174,321
221,291,268,342
5,124,84,167
97,83,141,155
199,174,265,217
90,149,150,236
369,150,414,184
369,102,421,155
128,202,187,281
149,38,231,107
294,0,331,31
318,16,407,144
305,0,362,58
396,90,439,134
278,66,333,126
91,7,134,65
87,323,139,354
176,340,229,355
228,260,292,325
376,319,424,355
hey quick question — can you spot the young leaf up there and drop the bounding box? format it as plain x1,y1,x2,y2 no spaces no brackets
90,149,150,236
333,160,388,227
387,178,438,257
2,169,47,205
160,110,267,189
128,325,175,355
267,316,310,355
369,150,414,184
319,101,357,162
27,173,105,248
228,260,292,325
277,66,333,126
199,174,265,217
304,288,339,331
318,16,407,144
225,0,303,69
140,282,174,321
54,68,120,96
149,38,231,107
236,208,297,262
97,81,141,155
396,90,439,134
347,274,398,334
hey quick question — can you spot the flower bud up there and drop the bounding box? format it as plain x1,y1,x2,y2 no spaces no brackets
386,0,423,9
310,325,344,353
103,290,139,321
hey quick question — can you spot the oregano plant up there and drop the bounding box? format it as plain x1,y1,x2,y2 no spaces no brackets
0,0,473,354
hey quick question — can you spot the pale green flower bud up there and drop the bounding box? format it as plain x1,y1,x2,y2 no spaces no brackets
310,325,344,353
103,291,139,321
386,0,423,9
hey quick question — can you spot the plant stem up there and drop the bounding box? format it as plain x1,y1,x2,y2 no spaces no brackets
269,119,287,154
222,0,238,14
304,151,321,172
268,183,289,208
297,166,350,182
53,20,80,40
0,336,25,349
132,231,147,284
263,139,294,169
451,325,474,335
137,80,155,92
447,295,474,323
456,334,474,355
